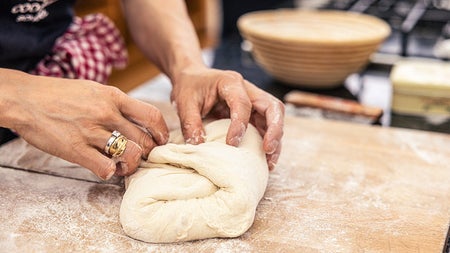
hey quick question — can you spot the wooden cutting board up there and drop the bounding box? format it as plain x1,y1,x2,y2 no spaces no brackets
0,102,449,252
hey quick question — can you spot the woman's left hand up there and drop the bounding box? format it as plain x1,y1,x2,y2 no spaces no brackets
170,65,285,170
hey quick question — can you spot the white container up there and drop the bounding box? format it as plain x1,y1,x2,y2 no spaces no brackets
390,60,450,116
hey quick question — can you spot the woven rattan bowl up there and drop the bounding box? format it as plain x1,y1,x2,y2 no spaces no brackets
238,9,391,89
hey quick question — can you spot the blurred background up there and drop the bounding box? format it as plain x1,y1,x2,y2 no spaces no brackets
214,0,450,133
79,0,450,134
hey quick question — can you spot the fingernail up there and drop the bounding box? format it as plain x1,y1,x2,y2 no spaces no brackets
159,132,169,144
186,129,205,144
142,135,154,157
119,163,129,176
229,135,242,147
268,154,279,171
229,122,246,147
269,162,276,171
100,160,117,180
186,135,202,144
267,140,279,154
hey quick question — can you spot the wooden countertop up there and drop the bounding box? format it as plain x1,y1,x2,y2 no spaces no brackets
0,102,449,252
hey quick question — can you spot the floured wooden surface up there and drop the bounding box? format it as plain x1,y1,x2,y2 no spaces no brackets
0,138,122,184
0,102,450,252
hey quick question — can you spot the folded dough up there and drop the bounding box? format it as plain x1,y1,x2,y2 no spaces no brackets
119,119,269,243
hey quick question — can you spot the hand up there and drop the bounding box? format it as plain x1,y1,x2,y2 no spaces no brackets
3,71,169,180
170,66,285,170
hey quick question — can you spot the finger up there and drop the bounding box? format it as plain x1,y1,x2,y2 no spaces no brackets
245,80,285,155
74,147,117,180
250,112,281,170
219,81,252,147
90,130,143,176
261,101,284,156
175,99,206,144
267,141,282,171
113,139,142,176
117,93,169,145
111,116,157,159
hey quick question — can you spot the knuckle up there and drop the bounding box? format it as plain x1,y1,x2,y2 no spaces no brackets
223,70,243,81
103,85,123,97
142,108,164,126
92,90,122,122
99,85,124,106
275,99,286,112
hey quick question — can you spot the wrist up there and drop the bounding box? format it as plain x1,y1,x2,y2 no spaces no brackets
0,69,34,130
169,60,207,86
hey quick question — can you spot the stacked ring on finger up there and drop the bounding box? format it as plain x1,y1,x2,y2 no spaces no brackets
105,130,128,157
105,130,121,153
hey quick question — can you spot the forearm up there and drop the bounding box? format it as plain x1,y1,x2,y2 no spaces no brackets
121,0,206,82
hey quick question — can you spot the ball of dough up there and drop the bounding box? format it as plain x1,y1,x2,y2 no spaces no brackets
120,119,269,243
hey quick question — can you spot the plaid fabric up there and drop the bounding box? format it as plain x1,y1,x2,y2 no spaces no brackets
31,13,128,84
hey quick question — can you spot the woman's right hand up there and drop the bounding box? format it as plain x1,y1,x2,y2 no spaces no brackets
0,69,169,180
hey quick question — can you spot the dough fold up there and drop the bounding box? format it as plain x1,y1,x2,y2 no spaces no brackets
119,119,269,243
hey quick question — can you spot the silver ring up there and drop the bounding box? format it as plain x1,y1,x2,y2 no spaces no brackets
104,130,121,154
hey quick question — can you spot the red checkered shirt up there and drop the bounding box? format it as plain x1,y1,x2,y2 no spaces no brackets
31,13,128,84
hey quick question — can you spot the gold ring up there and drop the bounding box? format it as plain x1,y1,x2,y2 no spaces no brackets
109,135,128,157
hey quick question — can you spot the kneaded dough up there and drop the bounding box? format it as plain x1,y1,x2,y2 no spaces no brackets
119,119,269,243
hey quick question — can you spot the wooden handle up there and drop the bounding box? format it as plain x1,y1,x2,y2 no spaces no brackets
284,91,383,121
